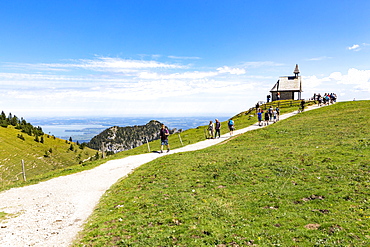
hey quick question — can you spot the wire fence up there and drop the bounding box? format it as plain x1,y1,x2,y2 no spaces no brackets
233,99,316,118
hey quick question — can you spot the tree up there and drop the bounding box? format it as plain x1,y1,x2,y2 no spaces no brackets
0,111,6,120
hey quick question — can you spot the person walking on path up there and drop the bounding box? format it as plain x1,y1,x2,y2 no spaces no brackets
160,124,170,153
208,121,215,139
215,119,221,138
268,106,274,122
228,119,235,136
275,106,280,121
273,108,277,123
264,110,270,126
258,110,263,126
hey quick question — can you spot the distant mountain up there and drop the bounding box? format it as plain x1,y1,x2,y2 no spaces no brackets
87,120,174,152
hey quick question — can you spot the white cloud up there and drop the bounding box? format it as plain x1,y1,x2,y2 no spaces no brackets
0,56,309,117
302,68,370,102
334,68,370,91
307,56,332,61
241,61,284,68
168,55,201,60
138,71,219,80
348,44,361,51
216,66,246,75
3,57,185,74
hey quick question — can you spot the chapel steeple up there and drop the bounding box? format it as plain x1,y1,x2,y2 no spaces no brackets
293,64,300,78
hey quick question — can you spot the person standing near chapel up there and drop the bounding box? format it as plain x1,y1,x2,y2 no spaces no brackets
214,119,221,138
159,124,170,153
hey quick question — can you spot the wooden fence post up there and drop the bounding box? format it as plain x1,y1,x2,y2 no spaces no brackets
21,159,26,182
146,139,151,152
101,142,105,159
178,133,184,146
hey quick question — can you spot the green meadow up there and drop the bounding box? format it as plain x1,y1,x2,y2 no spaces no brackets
0,99,311,192
74,101,370,246
0,126,98,190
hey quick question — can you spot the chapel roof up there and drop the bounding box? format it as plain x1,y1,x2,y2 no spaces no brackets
270,76,302,92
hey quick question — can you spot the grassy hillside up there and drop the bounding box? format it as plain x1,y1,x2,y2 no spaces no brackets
112,100,316,157
74,101,370,246
0,125,98,190
0,100,312,192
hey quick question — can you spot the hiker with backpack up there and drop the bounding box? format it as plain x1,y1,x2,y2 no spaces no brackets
258,109,263,126
228,119,235,136
159,124,170,153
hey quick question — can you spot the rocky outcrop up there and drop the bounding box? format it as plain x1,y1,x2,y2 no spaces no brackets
87,120,171,152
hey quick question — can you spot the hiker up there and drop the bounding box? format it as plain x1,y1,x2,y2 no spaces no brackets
264,110,270,126
317,94,322,106
159,124,170,153
275,107,280,121
273,108,277,123
255,102,260,113
214,119,221,138
267,94,271,103
268,106,274,122
228,119,235,135
208,121,215,139
257,109,263,126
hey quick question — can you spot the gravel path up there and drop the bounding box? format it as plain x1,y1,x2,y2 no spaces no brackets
0,105,318,246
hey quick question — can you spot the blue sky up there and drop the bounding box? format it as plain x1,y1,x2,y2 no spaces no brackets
0,0,369,117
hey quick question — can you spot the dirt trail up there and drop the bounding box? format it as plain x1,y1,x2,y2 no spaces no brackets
0,105,319,246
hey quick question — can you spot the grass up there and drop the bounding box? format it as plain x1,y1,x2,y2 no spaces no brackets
112,100,316,158
73,101,370,246
0,100,311,193
0,126,98,191
0,211,7,221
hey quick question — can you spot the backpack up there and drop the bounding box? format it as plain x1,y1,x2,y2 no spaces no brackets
228,120,234,126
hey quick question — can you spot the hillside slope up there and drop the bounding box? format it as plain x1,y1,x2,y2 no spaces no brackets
75,101,370,246
0,125,98,190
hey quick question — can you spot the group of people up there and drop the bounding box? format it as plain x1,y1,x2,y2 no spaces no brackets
257,106,280,126
159,118,236,153
207,118,234,139
312,93,337,106
159,93,337,153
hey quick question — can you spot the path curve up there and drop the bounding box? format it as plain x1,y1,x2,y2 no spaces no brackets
0,105,319,246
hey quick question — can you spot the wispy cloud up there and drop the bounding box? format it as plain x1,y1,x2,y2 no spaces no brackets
138,71,219,80
241,61,284,68
168,55,201,60
3,57,185,74
0,56,254,101
217,66,246,75
307,56,332,61
347,43,370,51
